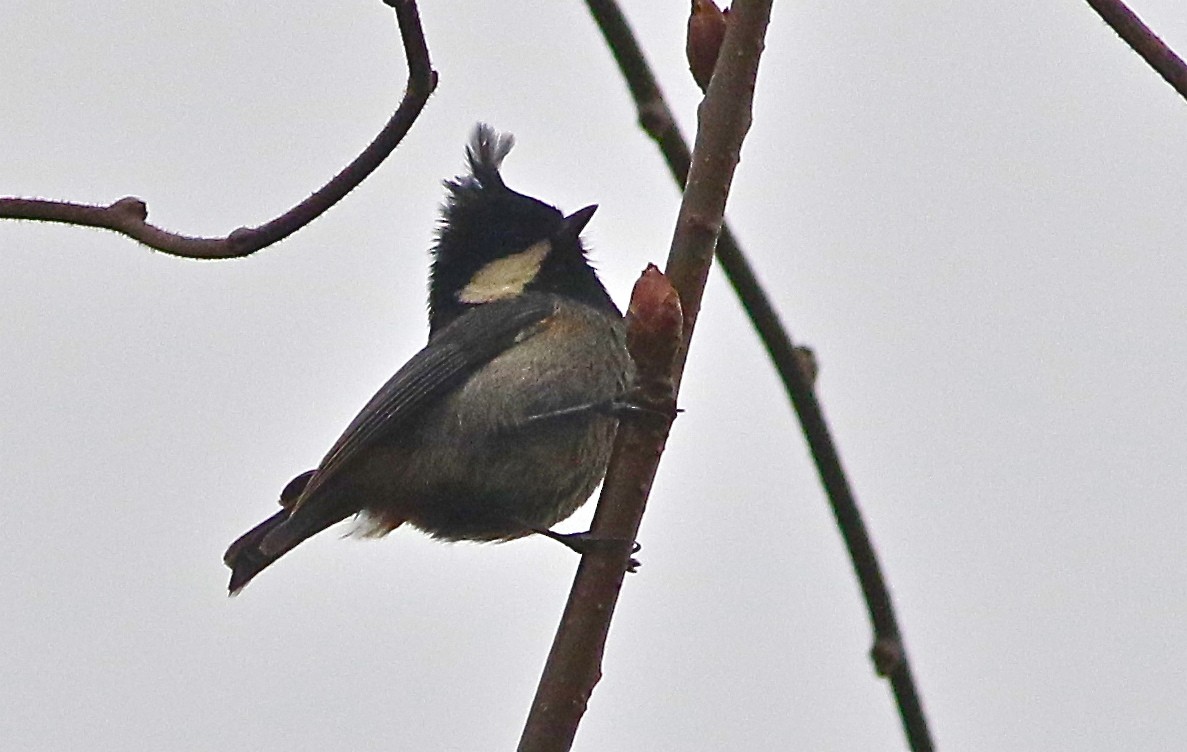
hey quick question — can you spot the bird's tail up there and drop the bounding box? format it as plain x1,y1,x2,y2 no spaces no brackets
224,510,289,594
223,505,351,595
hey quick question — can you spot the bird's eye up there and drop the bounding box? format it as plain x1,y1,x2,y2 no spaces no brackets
457,239,552,304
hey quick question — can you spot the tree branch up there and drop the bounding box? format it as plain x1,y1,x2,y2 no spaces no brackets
1085,0,1187,102
518,266,682,752
518,3,773,750
0,0,436,260
583,1,934,750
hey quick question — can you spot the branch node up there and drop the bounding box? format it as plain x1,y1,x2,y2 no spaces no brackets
794,346,818,385
108,196,148,222
227,226,262,251
871,635,905,677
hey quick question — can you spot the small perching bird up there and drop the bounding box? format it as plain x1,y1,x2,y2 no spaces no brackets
224,125,633,594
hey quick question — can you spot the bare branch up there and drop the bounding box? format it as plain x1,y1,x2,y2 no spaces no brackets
518,2,773,749
1085,0,1187,102
584,1,935,749
518,266,682,752
0,0,437,259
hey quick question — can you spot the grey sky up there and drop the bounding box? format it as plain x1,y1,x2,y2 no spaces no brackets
2,1,1185,750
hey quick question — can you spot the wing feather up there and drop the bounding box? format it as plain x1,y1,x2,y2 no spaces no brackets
292,295,560,508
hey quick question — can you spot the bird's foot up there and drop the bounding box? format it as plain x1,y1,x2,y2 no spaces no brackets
533,527,641,572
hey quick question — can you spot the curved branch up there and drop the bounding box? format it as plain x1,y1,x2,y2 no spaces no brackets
583,1,934,750
518,2,773,750
0,0,437,260
1085,0,1187,102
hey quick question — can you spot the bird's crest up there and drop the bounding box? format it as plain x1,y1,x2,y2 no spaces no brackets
459,123,514,192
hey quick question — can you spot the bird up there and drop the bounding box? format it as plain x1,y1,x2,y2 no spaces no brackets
223,124,634,594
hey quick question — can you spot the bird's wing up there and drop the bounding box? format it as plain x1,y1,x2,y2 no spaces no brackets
293,295,560,507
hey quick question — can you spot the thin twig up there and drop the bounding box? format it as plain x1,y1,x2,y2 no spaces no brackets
0,0,437,259
1085,0,1187,101
584,1,934,750
518,2,774,749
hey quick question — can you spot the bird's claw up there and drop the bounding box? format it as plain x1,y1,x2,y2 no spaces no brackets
534,528,641,572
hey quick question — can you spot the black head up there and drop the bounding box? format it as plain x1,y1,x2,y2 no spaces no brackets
429,124,618,335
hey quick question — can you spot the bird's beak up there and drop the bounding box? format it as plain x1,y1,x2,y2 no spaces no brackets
558,204,598,241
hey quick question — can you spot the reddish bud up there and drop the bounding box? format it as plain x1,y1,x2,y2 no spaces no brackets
626,264,683,375
686,0,729,93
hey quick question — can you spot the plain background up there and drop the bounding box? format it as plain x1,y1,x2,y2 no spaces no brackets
2,1,1185,749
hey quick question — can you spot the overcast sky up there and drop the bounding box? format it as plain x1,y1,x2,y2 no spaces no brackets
2,1,1186,750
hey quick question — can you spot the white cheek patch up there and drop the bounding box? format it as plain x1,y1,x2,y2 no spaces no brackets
458,239,551,304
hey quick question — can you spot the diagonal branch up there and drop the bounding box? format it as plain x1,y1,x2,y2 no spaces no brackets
1085,0,1187,102
584,1,934,750
0,0,436,260
518,266,683,752
518,2,774,750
